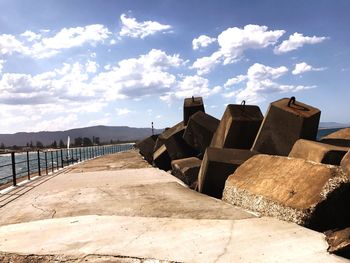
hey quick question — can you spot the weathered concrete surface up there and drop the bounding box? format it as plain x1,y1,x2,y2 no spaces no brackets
183,111,219,154
252,97,321,156
183,97,205,125
171,157,201,188
321,128,350,147
289,139,349,165
341,150,350,175
210,104,263,149
326,227,350,257
0,150,346,262
153,144,172,171
223,154,350,231
198,148,257,199
0,215,347,263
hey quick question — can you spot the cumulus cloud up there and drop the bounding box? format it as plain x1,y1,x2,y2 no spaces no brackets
192,35,216,50
160,75,222,104
0,25,111,59
20,30,42,42
116,107,132,116
292,62,326,75
0,59,5,74
119,14,172,39
192,25,285,75
224,63,313,103
274,32,327,54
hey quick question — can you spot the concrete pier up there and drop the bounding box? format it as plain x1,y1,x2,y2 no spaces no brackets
0,150,347,262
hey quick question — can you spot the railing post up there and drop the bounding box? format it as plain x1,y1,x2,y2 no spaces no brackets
56,150,59,170
26,151,30,180
60,149,63,168
45,151,48,175
11,152,17,186
51,151,54,173
37,150,41,176
79,148,82,161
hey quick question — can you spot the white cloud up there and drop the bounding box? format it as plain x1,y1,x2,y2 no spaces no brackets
86,60,98,73
224,63,313,103
1,25,111,59
224,74,247,88
274,32,327,54
192,25,285,75
116,107,132,116
0,34,27,55
21,30,42,42
160,75,222,103
0,59,5,74
192,35,216,50
119,14,172,39
292,62,326,75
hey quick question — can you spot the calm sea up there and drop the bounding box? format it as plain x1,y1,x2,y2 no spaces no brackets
0,144,134,184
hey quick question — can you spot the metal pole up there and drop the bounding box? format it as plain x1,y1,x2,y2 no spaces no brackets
26,151,30,180
56,150,59,170
51,151,54,173
60,149,63,168
37,150,41,176
79,148,82,162
11,152,16,186
45,151,48,175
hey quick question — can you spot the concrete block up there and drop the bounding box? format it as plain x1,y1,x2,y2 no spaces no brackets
326,227,350,257
135,135,158,164
210,103,263,149
341,150,350,176
198,147,257,199
171,157,202,188
252,97,321,156
153,144,171,171
183,97,205,125
183,111,220,154
289,139,349,165
320,128,350,147
223,154,350,231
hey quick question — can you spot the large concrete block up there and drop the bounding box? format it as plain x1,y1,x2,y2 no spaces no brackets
252,97,321,156
183,111,220,155
155,122,197,160
153,144,171,171
135,135,159,164
171,157,202,188
341,150,350,176
320,128,350,147
210,103,263,149
289,139,349,165
198,147,257,199
326,227,350,257
183,97,205,125
223,154,350,231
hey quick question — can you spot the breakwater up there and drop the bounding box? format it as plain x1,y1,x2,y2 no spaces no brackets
0,143,134,186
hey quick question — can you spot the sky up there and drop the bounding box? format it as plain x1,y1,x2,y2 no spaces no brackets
0,0,349,133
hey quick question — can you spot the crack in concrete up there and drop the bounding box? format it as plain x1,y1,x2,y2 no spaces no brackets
213,220,234,263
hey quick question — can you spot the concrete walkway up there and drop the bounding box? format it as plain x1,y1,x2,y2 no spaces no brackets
0,150,347,262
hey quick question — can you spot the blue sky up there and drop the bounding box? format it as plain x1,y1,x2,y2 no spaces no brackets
0,0,349,133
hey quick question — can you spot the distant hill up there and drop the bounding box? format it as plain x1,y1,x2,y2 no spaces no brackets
0,125,163,147
319,122,350,129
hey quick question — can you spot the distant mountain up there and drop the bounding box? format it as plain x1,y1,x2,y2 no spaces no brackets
0,125,163,147
319,122,350,129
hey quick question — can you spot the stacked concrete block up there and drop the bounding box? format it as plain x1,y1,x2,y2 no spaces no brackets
222,154,350,231
135,135,159,164
210,103,263,149
153,144,171,171
183,97,205,125
289,139,349,165
183,111,220,155
252,97,321,156
320,128,350,147
198,147,257,199
326,227,350,256
171,157,202,189
341,150,350,176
